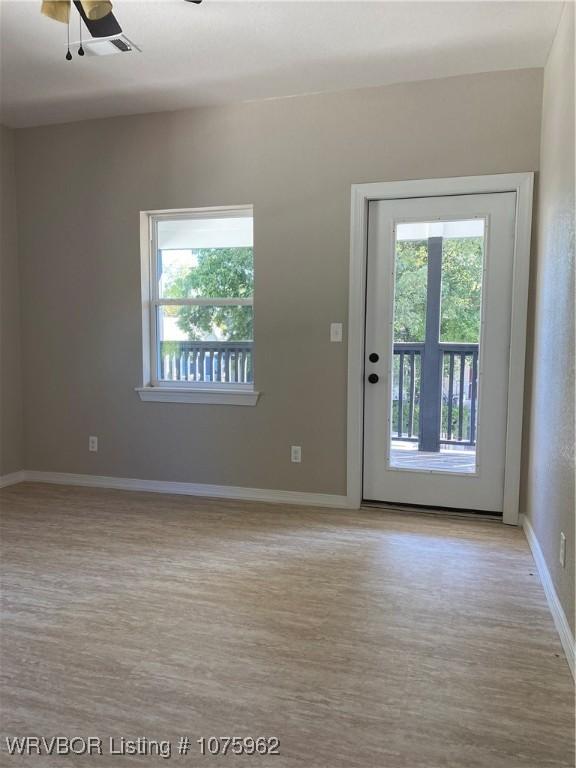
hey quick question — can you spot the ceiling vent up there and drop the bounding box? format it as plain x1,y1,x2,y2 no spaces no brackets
73,35,141,57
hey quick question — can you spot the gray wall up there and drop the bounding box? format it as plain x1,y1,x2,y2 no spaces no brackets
15,68,542,494
524,3,575,632
0,125,23,476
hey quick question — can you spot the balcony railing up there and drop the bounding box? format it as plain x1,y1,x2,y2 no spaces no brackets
160,339,476,447
159,341,253,384
393,342,479,448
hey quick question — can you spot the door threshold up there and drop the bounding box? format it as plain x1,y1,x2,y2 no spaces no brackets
361,499,502,522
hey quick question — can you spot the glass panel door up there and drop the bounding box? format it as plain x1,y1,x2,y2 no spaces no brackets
363,192,516,512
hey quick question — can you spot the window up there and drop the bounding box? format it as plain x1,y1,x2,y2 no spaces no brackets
137,206,259,405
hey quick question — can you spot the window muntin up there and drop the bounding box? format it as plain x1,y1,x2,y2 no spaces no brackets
149,207,254,387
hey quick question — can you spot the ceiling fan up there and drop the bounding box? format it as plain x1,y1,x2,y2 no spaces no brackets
41,0,203,60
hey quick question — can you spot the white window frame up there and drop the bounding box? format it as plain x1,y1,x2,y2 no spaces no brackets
136,205,260,405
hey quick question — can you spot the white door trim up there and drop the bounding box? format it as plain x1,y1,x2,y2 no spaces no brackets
347,173,534,524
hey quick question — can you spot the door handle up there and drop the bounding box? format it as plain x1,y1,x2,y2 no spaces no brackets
368,373,379,384
369,353,379,363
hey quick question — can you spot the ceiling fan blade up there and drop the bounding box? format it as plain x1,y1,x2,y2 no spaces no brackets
73,1,122,37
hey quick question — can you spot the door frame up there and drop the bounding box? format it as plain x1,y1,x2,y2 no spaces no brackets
346,173,534,524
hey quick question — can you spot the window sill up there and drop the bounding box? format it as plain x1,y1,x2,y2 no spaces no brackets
135,386,260,406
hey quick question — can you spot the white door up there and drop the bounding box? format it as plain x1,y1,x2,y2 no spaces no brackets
363,192,516,512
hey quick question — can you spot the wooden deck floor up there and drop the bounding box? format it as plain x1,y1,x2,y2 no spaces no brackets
0,482,573,767
391,441,477,473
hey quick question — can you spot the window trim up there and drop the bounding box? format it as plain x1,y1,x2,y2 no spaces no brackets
137,205,259,405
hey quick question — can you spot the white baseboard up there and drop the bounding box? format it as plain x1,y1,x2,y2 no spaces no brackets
0,470,26,488
22,470,354,510
523,516,575,678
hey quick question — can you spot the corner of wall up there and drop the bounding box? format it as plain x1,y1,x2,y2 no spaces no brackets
0,124,24,478
523,0,575,641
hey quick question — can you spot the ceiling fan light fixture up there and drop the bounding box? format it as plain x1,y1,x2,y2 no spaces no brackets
69,34,141,57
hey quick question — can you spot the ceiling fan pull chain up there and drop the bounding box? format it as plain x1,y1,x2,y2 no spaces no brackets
78,11,85,56
66,15,72,60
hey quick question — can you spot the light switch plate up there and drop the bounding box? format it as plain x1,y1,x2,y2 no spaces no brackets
330,322,343,342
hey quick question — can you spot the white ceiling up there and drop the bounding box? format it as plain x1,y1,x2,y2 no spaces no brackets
0,0,563,128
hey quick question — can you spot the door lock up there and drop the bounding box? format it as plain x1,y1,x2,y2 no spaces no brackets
369,353,379,363
368,373,379,384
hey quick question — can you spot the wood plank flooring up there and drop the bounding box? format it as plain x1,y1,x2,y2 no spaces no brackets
0,483,573,767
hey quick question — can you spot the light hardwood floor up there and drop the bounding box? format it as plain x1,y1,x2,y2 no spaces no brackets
0,483,573,767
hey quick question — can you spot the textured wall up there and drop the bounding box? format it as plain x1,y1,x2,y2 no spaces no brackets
0,125,23,476
524,4,575,632
15,68,542,494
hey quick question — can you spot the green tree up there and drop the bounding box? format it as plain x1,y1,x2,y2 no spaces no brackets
393,237,483,343
164,247,254,341
393,240,428,341
439,237,483,343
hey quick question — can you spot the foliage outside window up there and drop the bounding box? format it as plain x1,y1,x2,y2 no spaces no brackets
393,236,484,343
391,226,484,441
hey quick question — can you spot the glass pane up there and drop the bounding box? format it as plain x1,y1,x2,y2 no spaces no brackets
157,305,253,384
440,223,484,343
393,232,428,343
157,215,253,299
389,219,485,475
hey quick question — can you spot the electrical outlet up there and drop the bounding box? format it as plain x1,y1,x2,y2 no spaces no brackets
291,445,302,463
89,436,98,452
330,322,343,343
559,532,566,568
